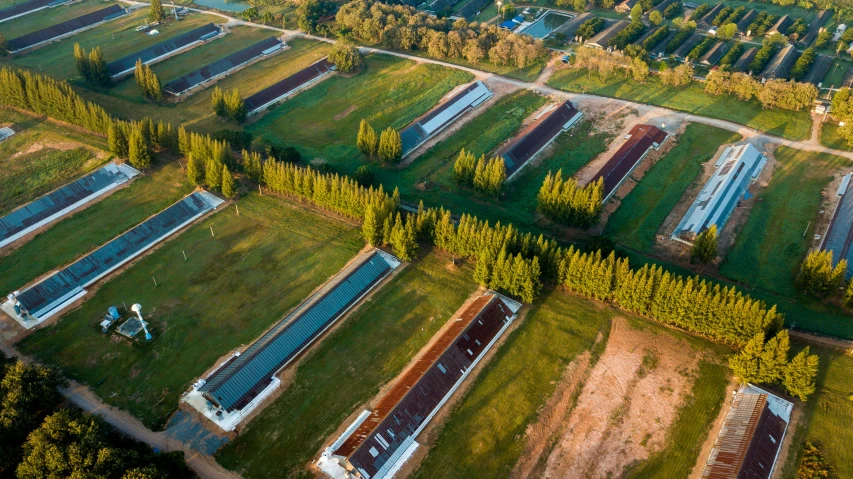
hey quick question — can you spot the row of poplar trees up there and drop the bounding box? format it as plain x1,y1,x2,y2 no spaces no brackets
357,119,402,163
134,59,163,101
453,149,506,196
179,129,236,198
537,170,604,228
728,330,820,401
73,44,110,87
212,86,246,122
797,250,853,308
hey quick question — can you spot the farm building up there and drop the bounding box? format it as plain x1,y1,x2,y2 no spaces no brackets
400,81,492,158
821,173,853,278
106,23,223,78
733,47,757,72
499,100,582,179
0,0,70,24
699,3,725,28
800,9,831,46
5,4,127,53
590,124,667,202
499,14,524,30
164,37,284,96
586,20,629,49
700,41,728,66
454,0,491,20
426,0,460,14
736,10,757,34
760,44,799,80
672,143,766,241
701,385,793,479
318,293,520,479
767,14,793,36
243,58,334,116
3,192,223,326
673,33,702,61
650,0,676,15
803,54,832,86
650,31,676,58
553,12,592,41
0,163,140,250
186,250,400,431
614,0,637,14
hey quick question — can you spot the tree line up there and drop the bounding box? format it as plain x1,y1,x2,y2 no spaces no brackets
797,250,853,309
179,128,236,198
452,149,506,196
212,86,247,123
73,43,110,87
134,59,163,102
356,119,402,163
830,87,853,146
335,0,547,69
705,70,818,111
537,170,603,228
728,330,819,401
0,353,190,478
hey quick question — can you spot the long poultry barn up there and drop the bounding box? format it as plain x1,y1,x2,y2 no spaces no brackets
184,249,401,431
499,100,582,179
3,191,223,326
318,292,521,479
243,58,334,116
589,124,667,202
106,23,223,79
0,0,71,24
0,162,140,250
6,4,127,53
399,81,492,158
821,173,853,278
164,36,284,97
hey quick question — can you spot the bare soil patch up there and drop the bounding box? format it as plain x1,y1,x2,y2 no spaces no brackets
333,105,357,121
543,317,703,479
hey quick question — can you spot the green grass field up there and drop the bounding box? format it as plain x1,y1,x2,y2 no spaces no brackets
779,344,853,479
410,290,613,478
0,108,111,216
819,123,853,152
0,0,114,40
17,191,365,429
215,250,478,478
720,147,851,297
604,124,742,252
0,161,191,294
547,68,813,141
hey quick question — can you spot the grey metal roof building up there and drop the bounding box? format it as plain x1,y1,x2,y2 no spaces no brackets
12,191,223,322
586,20,629,49
650,0,676,14
0,0,70,23
650,31,676,57
501,101,582,178
803,54,832,86
106,23,222,78
733,46,757,72
699,3,725,28
673,33,702,61
767,14,792,35
164,37,283,96
672,143,766,240
325,293,518,479
553,12,591,41
800,9,831,46
736,9,756,34
400,81,492,158
760,44,799,80
821,173,853,278
6,4,126,53
199,250,399,413
614,0,637,14
244,58,333,115
0,163,140,249
700,41,728,66
592,124,667,201
454,0,491,20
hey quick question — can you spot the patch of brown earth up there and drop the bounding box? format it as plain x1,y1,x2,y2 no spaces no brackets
334,105,357,121
543,317,702,479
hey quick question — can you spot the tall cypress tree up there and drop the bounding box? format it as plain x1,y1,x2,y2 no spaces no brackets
221,164,235,198
149,0,166,23
186,153,203,185
784,347,819,401
362,204,381,246
127,125,151,170
88,47,109,86
108,121,128,158
74,43,90,82
206,158,223,189
691,225,718,263
211,86,226,117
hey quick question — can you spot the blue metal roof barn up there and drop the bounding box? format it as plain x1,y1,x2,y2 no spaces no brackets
198,250,400,414
399,81,492,158
6,4,127,53
672,143,766,241
11,191,223,323
243,58,334,115
0,0,71,23
0,163,140,249
821,173,853,278
500,100,583,178
106,23,222,78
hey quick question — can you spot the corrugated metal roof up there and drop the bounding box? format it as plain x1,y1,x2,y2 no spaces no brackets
106,23,221,77
700,3,725,27
822,174,853,278
455,0,491,20
164,37,281,95
0,163,138,247
553,12,591,39
592,124,667,200
760,44,799,80
736,10,757,33
0,0,69,21
199,251,395,411
673,33,702,60
800,9,831,46
15,192,218,318
7,5,126,52
243,58,332,114
335,294,514,479
501,100,582,176
734,47,757,72
586,20,629,48
700,41,729,66
803,54,832,85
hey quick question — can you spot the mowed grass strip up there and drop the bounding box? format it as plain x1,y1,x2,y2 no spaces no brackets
0,0,113,40
547,68,813,141
819,123,853,152
0,161,191,293
410,290,612,478
604,124,742,252
779,344,853,479
0,108,111,215
720,147,851,296
246,54,473,167
215,251,478,478
18,192,365,429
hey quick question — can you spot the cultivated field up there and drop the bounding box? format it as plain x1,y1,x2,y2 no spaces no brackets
18,191,365,429
0,108,112,216
215,251,478,478
547,68,813,141
605,124,742,252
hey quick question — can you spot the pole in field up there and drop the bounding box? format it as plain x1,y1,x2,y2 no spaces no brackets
803,221,810,237
259,184,262,195
182,250,187,261
236,204,239,215
210,226,215,237
152,277,158,288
